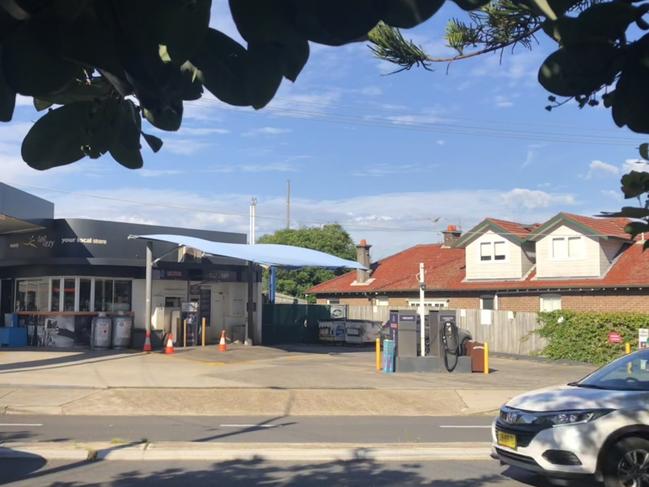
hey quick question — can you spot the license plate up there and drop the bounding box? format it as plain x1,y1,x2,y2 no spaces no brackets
497,431,517,450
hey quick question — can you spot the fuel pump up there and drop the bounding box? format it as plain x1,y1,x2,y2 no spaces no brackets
440,316,460,372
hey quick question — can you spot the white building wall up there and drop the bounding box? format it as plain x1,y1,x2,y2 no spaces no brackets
536,225,601,278
465,231,525,280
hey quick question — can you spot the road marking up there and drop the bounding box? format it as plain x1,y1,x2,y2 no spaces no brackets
219,424,276,428
0,423,43,427
439,425,492,429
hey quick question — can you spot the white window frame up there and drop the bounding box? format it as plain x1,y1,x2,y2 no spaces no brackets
480,294,498,310
540,294,562,312
480,242,492,261
375,296,389,306
551,236,582,260
479,240,507,263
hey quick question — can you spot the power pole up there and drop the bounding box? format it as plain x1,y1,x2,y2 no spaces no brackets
418,262,426,357
286,179,291,230
249,197,257,245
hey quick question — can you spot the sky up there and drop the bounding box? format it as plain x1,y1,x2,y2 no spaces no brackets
1,1,647,259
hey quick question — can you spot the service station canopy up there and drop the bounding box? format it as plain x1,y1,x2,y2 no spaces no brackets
130,234,367,270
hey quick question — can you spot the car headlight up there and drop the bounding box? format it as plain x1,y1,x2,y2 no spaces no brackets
500,407,613,427
539,409,613,427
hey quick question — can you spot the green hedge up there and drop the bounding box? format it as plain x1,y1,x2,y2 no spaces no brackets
538,311,649,365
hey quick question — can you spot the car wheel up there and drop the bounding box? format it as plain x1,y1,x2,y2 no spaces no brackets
604,437,649,487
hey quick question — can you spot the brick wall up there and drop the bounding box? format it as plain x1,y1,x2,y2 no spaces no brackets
562,293,649,313
498,295,539,313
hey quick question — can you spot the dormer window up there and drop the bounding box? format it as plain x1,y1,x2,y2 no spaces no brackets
552,236,582,259
480,241,507,261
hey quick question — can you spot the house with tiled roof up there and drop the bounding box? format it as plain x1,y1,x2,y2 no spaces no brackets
308,213,649,314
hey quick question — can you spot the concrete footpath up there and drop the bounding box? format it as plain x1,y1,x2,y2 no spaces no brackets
0,345,594,417
0,441,492,462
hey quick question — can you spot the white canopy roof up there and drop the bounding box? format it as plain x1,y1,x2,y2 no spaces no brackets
132,234,366,269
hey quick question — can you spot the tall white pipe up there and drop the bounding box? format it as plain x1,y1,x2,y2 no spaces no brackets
418,262,426,357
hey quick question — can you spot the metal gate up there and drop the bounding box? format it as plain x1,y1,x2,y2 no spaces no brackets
262,304,331,345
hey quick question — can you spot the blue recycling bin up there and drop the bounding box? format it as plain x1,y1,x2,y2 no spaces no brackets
382,339,395,373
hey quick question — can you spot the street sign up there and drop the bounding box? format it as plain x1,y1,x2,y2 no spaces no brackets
608,332,622,344
639,329,649,350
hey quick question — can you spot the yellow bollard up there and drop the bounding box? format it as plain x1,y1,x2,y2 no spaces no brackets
625,342,632,354
484,342,489,375
183,319,187,348
202,317,206,347
376,338,381,371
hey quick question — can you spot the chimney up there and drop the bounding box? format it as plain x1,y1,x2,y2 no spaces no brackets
355,239,372,283
442,225,462,247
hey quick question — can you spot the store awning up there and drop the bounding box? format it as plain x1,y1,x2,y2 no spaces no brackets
131,234,366,269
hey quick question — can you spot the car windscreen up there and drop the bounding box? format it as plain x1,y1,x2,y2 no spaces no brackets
578,350,649,391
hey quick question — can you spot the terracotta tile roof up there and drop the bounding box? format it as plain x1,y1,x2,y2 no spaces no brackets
308,241,649,296
561,213,631,240
485,218,539,238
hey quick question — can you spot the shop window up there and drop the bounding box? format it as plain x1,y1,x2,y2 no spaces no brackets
95,279,131,312
481,295,496,310
16,279,48,312
63,278,76,312
79,279,91,312
50,278,60,311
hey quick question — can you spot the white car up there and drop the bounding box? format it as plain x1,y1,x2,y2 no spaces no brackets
492,350,649,487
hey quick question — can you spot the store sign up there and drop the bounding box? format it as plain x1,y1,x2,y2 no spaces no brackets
608,331,622,344
61,237,107,245
9,234,55,249
639,329,649,350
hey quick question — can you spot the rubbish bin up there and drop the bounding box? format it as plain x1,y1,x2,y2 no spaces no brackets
112,314,133,349
91,314,112,350
471,344,485,373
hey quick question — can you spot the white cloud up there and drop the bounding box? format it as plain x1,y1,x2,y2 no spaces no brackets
38,186,581,258
162,139,213,156
243,127,292,137
179,127,230,136
352,162,439,177
359,86,383,96
623,159,649,173
494,95,514,108
586,160,620,179
436,139,445,146
500,188,576,210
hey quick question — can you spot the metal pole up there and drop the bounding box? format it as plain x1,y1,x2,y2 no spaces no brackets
246,261,254,343
145,241,153,336
418,262,426,357
202,317,206,347
249,197,257,245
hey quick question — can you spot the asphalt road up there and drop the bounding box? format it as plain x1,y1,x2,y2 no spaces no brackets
0,458,597,487
0,415,495,443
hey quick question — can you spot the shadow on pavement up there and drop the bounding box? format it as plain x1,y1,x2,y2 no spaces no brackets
195,416,297,442
271,343,374,355
0,349,140,374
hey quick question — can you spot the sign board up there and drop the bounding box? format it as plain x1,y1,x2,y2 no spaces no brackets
639,328,649,350
181,302,198,313
608,331,622,344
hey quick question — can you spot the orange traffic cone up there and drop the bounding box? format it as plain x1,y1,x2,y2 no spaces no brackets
143,329,152,353
165,334,175,354
218,330,227,352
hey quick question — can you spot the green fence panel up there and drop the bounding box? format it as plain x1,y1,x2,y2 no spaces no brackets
262,304,331,345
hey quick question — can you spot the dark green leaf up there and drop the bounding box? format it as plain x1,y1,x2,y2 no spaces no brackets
21,103,88,169
246,42,284,109
613,39,649,133
625,221,649,237
451,0,490,10
282,40,309,82
600,207,649,219
191,28,251,106
621,171,649,199
109,99,143,169
33,98,52,112
641,143,649,160
3,22,81,96
538,44,620,97
0,48,16,121
292,0,379,46
142,132,163,153
142,99,183,131
377,0,444,29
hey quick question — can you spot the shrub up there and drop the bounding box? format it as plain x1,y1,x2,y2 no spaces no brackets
537,311,649,365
